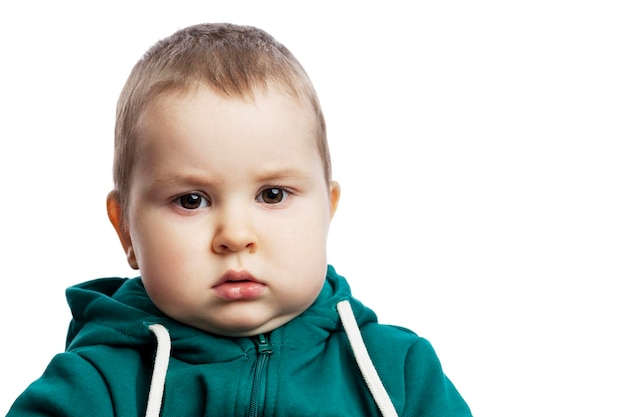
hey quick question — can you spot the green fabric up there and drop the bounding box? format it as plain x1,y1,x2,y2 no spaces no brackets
8,266,472,416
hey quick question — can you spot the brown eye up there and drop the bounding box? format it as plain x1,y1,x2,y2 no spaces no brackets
177,193,209,210
259,188,286,204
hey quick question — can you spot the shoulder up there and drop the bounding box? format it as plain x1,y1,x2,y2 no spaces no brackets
9,346,151,416
7,352,114,416
359,324,473,416
361,321,435,363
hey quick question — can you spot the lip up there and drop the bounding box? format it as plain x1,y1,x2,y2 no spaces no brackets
212,270,266,301
213,270,263,286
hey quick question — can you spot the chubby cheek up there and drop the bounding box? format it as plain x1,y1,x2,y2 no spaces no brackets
137,251,204,321
129,212,205,309
264,214,330,295
133,240,186,312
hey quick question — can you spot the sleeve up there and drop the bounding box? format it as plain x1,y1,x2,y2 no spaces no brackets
6,352,114,417
402,338,473,417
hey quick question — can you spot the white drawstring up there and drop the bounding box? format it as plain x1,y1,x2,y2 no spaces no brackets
337,300,399,417
145,324,171,417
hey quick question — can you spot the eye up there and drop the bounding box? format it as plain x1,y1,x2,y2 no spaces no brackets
175,193,210,210
257,187,290,204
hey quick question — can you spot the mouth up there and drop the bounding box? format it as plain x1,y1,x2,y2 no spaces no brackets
212,270,266,301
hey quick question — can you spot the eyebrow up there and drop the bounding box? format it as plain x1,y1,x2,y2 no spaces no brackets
148,168,312,189
146,172,213,189
254,167,312,182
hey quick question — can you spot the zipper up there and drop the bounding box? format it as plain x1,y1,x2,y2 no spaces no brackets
248,333,273,417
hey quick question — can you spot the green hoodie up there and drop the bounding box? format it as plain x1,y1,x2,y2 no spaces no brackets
8,266,472,416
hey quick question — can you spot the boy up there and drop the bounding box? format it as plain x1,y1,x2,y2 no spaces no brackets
8,23,472,416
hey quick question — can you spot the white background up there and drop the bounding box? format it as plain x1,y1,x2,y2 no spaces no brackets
1,1,625,416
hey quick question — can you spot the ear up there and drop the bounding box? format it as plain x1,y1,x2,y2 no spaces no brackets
328,181,341,220
106,191,138,270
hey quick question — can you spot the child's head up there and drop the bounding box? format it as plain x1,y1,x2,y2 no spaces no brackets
107,23,340,337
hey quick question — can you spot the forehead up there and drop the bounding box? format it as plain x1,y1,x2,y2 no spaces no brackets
139,83,316,139
133,84,322,178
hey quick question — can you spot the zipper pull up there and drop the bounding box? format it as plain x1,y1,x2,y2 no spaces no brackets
257,333,273,355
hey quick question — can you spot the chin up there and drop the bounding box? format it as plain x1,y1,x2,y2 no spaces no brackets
209,314,295,337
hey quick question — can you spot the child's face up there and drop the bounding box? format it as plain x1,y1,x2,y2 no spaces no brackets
108,85,340,337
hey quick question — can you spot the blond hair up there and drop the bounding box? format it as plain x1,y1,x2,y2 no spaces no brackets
113,23,330,214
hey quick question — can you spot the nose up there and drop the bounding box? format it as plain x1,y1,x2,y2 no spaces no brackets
211,205,258,254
